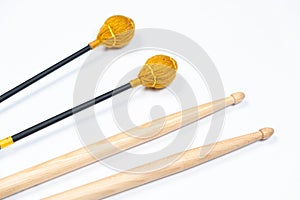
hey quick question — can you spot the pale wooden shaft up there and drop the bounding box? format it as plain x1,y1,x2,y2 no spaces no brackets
0,93,243,198
44,129,271,200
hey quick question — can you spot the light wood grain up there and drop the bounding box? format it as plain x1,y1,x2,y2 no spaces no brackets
0,92,244,199
44,128,274,200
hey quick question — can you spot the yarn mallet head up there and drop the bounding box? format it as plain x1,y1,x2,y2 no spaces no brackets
130,55,178,89
89,15,135,49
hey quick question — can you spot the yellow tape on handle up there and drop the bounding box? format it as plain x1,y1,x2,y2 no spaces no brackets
0,136,14,149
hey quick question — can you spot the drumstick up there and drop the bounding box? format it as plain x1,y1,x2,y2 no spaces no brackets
0,54,177,150
44,127,274,200
0,92,245,198
0,15,135,104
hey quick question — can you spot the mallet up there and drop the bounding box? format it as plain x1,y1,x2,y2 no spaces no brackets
0,54,178,150
0,15,135,103
0,92,245,198
44,128,274,200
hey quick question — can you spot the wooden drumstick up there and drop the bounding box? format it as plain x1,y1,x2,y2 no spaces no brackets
44,128,274,200
0,92,244,198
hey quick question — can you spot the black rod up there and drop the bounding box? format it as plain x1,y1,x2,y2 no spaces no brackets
0,45,92,103
12,83,132,142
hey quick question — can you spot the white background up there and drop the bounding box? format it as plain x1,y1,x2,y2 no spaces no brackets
0,0,299,199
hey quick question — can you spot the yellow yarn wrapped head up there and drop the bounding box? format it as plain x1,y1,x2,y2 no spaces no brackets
89,15,135,49
130,55,178,89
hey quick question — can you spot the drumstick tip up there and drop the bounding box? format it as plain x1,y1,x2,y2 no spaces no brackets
259,127,274,140
230,92,245,104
